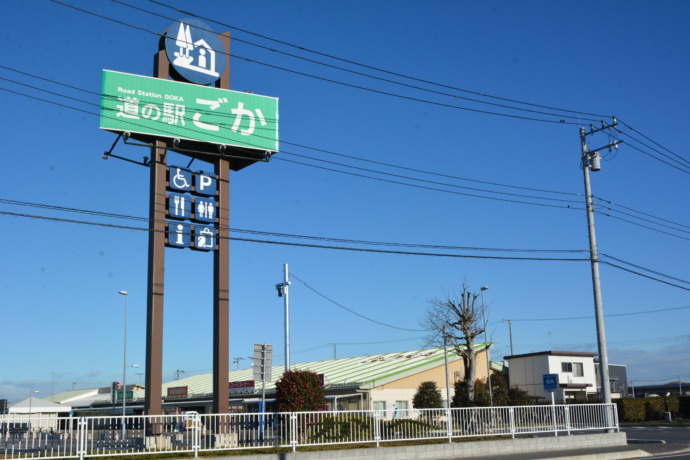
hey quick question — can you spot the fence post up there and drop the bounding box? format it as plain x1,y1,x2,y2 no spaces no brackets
446,408,452,443
509,407,515,439
373,410,380,448
565,406,571,435
193,413,200,457
77,417,84,460
290,414,297,452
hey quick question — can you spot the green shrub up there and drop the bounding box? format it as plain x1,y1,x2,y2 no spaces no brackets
679,396,690,419
616,398,645,422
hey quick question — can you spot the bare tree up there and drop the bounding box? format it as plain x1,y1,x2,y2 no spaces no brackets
422,283,487,406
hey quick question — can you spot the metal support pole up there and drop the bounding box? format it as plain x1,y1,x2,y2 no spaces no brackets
580,126,612,406
119,291,129,437
443,325,452,408
284,264,290,371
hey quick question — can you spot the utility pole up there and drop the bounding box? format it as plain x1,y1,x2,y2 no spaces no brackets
502,319,514,355
579,118,622,406
275,264,291,371
327,343,337,360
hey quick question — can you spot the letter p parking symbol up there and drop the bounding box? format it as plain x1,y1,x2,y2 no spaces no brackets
195,171,217,196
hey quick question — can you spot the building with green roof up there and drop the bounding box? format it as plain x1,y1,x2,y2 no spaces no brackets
59,346,491,415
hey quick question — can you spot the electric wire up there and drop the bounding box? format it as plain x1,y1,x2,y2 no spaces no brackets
2,78,688,242
48,0,584,125
143,0,612,120
33,4,690,175
0,198,585,254
113,0,602,125
617,118,690,168
508,305,690,322
289,272,426,332
2,205,689,289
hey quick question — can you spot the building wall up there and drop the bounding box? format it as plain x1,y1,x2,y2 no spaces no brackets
508,353,597,403
369,349,490,411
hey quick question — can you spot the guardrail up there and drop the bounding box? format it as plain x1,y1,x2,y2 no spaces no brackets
1,403,618,459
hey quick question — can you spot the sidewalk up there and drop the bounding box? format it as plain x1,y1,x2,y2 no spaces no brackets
481,440,690,460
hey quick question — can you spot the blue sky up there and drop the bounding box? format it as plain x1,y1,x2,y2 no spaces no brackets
1,1,689,403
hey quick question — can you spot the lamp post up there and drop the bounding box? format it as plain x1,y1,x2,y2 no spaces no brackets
480,286,493,406
118,290,129,437
28,390,39,429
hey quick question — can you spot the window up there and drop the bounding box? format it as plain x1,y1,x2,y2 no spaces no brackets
562,362,584,377
573,363,584,377
396,401,409,411
373,401,386,418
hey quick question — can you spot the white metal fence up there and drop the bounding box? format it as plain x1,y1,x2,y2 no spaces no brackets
1,403,618,459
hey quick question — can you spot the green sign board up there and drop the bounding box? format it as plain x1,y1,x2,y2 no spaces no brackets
100,70,279,152
116,390,134,401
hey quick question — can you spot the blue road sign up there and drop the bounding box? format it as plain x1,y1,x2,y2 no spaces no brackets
195,171,217,196
168,193,192,220
167,222,191,248
543,374,559,393
193,197,216,223
169,166,193,192
193,225,216,251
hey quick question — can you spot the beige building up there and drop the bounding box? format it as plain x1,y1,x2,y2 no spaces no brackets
52,346,492,415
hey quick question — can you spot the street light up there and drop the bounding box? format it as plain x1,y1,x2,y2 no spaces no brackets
118,290,129,438
28,390,39,429
480,286,493,406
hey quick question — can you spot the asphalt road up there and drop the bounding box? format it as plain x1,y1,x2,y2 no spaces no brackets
622,424,690,458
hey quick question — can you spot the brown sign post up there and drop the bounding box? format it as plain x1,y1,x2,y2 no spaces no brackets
144,31,232,417
99,17,276,424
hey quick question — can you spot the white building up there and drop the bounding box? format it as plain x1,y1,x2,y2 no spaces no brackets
505,351,598,403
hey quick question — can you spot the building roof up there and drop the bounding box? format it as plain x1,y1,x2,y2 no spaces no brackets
64,345,489,409
9,397,71,413
158,347,469,399
505,350,598,360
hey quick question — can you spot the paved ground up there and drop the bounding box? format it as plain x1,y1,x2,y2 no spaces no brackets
480,439,690,460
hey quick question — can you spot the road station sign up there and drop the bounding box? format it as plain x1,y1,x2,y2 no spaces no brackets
543,374,559,393
100,70,279,152
164,18,227,86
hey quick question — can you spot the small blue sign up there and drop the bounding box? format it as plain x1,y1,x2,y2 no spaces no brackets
193,197,217,223
168,193,192,220
195,171,217,196
164,18,226,86
543,374,559,393
169,166,193,192
193,225,216,251
167,222,191,248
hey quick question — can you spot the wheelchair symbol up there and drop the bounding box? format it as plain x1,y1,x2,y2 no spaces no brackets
172,168,191,189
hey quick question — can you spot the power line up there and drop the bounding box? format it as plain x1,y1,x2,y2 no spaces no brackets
143,0,611,120
289,272,425,332
2,79,687,242
1,207,688,290
0,197,584,254
508,305,690,322
114,0,602,125
48,0,584,125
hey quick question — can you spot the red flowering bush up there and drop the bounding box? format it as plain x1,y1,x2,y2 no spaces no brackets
276,370,326,412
